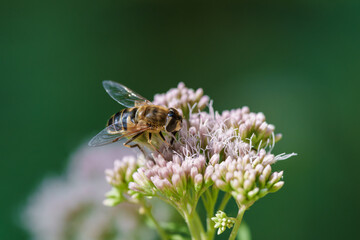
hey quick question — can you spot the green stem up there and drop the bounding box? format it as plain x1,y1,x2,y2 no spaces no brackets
156,194,185,218
184,211,202,240
157,194,207,239
193,211,207,240
228,205,246,240
190,192,199,215
141,202,169,240
218,192,231,211
205,188,219,240
207,190,231,239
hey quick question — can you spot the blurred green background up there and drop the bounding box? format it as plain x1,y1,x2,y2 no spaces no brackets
2,0,360,239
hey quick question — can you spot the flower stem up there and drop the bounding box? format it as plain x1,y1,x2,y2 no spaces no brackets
206,192,231,240
141,202,169,240
193,211,207,240
184,211,202,240
228,205,246,240
204,188,219,240
218,192,231,211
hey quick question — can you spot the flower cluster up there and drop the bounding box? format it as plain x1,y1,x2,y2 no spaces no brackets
212,149,285,207
129,154,212,200
104,156,143,206
23,144,172,240
154,82,209,118
211,211,236,235
218,108,282,149
104,82,296,240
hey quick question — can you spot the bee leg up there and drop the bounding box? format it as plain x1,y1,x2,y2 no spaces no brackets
147,132,165,158
148,132,152,143
170,131,178,145
123,132,147,156
112,137,121,143
147,133,156,149
159,131,170,147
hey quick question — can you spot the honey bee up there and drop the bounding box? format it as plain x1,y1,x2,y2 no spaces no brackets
89,81,183,154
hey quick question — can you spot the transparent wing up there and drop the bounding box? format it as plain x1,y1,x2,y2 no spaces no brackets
88,124,150,147
102,80,151,108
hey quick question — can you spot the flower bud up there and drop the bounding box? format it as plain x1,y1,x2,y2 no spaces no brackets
194,174,203,192
269,181,284,193
247,187,259,199
210,154,220,165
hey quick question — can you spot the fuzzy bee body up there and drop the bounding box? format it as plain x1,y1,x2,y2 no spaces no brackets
106,105,169,134
89,81,183,154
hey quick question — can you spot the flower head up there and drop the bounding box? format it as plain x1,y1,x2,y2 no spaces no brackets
129,154,210,200
103,82,296,239
211,149,285,206
104,155,144,205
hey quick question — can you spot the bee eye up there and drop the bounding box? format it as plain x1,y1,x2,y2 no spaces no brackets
168,109,175,117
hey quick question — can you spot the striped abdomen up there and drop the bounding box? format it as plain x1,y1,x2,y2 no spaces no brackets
107,107,138,133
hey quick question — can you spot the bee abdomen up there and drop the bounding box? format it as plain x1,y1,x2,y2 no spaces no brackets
107,111,122,132
129,108,137,124
107,108,138,132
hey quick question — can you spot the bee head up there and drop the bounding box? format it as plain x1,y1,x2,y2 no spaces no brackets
165,108,183,133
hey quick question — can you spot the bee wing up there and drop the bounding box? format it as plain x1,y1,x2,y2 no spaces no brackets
88,124,151,147
102,81,152,108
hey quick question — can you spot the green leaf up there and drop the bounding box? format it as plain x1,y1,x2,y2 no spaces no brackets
237,221,251,240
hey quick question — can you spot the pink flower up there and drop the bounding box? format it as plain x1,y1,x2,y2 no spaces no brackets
106,83,295,209
103,82,296,240
23,144,172,240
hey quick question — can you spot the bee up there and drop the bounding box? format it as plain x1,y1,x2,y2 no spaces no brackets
88,81,183,155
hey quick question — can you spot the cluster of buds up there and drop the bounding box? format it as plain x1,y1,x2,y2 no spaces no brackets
103,83,295,240
218,107,282,149
104,156,143,206
211,211,236,235
154,82,210,118
129,154,214,201
211,149,285,207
